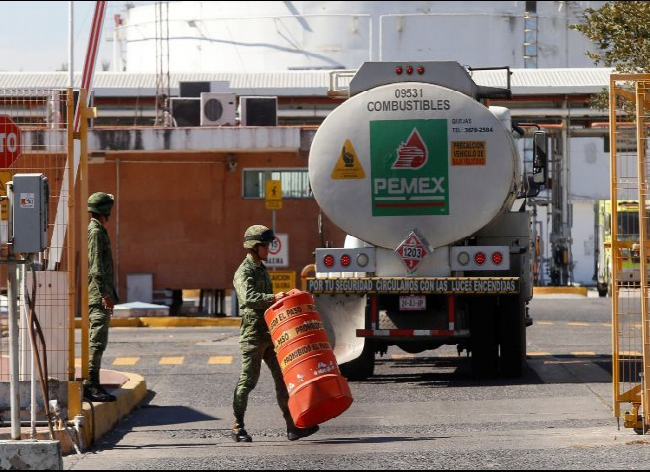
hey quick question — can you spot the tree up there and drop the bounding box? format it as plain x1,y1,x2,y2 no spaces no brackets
571,1,650,109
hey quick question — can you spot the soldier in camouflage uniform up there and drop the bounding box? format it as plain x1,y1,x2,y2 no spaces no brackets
231,224,319,443
85,192,119,403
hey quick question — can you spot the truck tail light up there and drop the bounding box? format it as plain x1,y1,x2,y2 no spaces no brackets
417,66,425,75
474,252,486,265
396,66,403,75
357,253,369,268
341,254,351,267
324,254,335,267
492,252,503,265
406,65,414,75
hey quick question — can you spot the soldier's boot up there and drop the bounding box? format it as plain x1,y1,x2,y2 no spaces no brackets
84,355,116,403
83,383,116,403
287,424,319,441
232,418,252,443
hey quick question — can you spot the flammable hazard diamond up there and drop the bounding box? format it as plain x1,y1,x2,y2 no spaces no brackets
395,229,433,273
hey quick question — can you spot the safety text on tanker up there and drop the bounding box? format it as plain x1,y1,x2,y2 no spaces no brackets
306,278,519,294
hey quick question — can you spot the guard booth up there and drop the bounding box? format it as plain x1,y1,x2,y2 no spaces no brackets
610,73,650,434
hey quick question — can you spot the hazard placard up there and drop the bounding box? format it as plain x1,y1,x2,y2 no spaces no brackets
331,139,365,179
270,271,296,294
395,229,433,273
265,180,282,210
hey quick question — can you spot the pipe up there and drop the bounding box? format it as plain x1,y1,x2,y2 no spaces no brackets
301,264,316,291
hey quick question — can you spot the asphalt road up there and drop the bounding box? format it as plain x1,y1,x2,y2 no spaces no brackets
64,295,650,470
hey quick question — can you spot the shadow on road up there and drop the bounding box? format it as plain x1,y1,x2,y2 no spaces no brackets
93,390,220,451
355,354,614,387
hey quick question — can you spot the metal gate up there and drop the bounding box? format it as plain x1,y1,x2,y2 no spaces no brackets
610,73,650,433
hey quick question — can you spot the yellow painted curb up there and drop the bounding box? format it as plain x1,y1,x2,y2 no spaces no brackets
533,286,588,296
74,317,242,329
80,371,148,449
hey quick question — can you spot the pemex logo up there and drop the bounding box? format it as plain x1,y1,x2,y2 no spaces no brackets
370,119,449,217
392,129,428,170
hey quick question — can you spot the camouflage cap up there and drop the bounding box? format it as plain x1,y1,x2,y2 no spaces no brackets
88,192,114,215
243,225,275,249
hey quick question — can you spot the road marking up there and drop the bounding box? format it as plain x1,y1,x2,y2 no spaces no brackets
570,351,596,356
113,357,140,366
527,352,552,356
391,354,416,359
159,357,184,365
602,323,613,327
209,356,233,365
620,351,643,357
537,322,554,325
567,322,590,327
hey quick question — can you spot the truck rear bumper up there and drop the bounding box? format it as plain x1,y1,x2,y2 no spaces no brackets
356,329,469,338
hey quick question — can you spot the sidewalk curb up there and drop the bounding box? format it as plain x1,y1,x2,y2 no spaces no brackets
78,371,148,451
74,317,242,329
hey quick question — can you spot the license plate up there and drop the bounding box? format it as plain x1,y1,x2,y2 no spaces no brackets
399,295,426,311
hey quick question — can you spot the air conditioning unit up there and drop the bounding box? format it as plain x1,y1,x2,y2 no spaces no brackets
200,93,236,126
170,97,201,127
239,96,278,126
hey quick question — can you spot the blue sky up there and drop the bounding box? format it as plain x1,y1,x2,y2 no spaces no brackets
0,1,148,72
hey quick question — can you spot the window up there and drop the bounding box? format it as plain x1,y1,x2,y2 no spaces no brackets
243,169,312,199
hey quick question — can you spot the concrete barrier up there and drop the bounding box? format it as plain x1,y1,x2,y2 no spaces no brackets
0,440,62,470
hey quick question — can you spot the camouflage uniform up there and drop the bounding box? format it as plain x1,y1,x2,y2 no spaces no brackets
87,193,118,390
232,252,295,431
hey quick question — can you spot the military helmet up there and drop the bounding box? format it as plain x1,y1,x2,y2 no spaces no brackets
88,192,114,216
243,225,275,249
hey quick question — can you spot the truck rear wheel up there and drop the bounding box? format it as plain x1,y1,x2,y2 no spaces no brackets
498,295,527,377
339,340,375,381
470,298,498,378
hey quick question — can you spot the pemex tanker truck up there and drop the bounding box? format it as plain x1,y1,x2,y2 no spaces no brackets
305,62,547,379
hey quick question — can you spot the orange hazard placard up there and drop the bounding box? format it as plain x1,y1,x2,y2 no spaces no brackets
451,141,486,166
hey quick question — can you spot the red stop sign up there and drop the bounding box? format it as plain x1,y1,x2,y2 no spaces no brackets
0,115,21,168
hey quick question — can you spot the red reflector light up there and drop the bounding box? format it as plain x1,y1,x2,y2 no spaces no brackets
417,66,425,75
396,66,403,75
406,66,414,75
324,255,335,267
492,252,503,265
474,252,486,265
341,255,351,267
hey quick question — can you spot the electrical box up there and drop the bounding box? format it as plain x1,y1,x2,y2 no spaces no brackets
12,173,49,253
239,96,278,126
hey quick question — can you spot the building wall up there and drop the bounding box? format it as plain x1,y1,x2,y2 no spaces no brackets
88,151,345,298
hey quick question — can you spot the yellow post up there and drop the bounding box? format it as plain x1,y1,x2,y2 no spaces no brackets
609,76,620,419
78,89,95,381
66,88,83,418
67,88,76,381
635,80,650,426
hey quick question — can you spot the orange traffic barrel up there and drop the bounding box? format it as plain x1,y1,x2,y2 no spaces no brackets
265,288,353,428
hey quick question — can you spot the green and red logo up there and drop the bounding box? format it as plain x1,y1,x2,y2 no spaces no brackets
370,119,449,216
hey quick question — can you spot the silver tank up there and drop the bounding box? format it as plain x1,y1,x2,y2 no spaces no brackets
309,81,519,250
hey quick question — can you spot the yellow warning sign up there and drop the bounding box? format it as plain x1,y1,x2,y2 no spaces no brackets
270,271,296,294
0,171,11,219
331,139,366,179
451,141,486,166
265,180,282,210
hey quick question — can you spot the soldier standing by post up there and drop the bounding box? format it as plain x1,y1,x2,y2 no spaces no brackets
231,224,319,442
85,192,118,403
